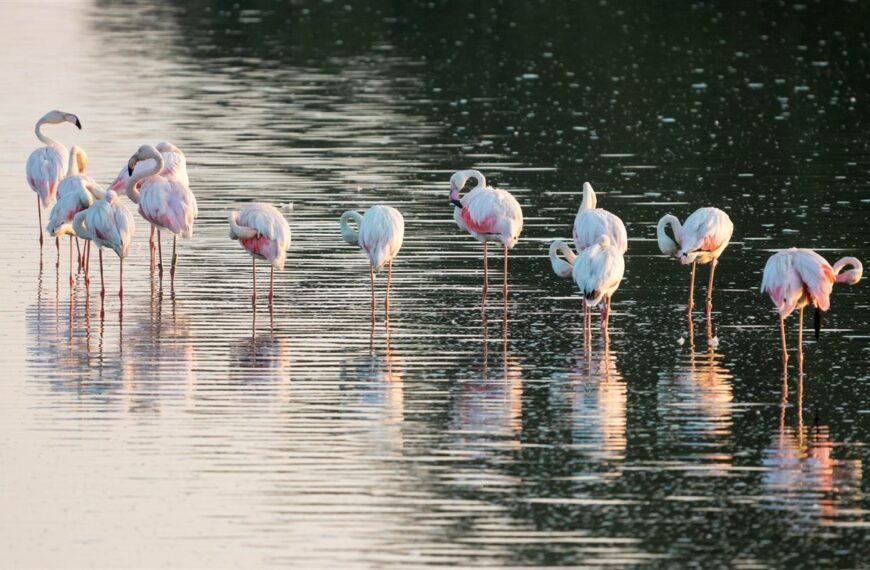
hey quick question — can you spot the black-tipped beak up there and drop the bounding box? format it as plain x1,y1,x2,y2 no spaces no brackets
450,199,463,208
75,118,82,129
127,165,134,175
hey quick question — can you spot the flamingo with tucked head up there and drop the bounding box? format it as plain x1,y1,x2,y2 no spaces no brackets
657,207,733,320
125,144,198,288
553,235,625,335
72,190,135,307
26,110,81,248
449,169,523,308
229,202,291,305
110,142,189,272
551,182,627,325
47,146,103,287
340,205,405,316
761,248,862,369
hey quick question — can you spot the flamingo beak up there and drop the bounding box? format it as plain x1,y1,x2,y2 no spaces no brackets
75,117,82,129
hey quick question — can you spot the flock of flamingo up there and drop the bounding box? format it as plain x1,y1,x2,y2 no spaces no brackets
27,110,863,369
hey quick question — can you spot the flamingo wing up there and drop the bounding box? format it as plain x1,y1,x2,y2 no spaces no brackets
792,249,835,311
573,209,628,253
761,250,804,317
26,146,66,207
679,208,733,255
462,188,523,247
359,205,404,271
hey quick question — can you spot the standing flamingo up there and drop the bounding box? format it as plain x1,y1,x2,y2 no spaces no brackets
449,169,523,308
110,142,189,272
551,182,628,325
125,145,197,288
47,146,103,287
72,190,135,306
761,248,862,368
26,110,81,248
556,235,625,335
657,207,733,319
229,203,292,305
340,205,405,316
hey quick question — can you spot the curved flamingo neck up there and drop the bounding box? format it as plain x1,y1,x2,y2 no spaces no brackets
125,153,164,203
656,214,682,256
579,182,597,211
35,115,60,147
832,256,863,285
340,211,363,246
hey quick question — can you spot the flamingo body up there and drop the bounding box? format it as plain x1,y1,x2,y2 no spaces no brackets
137,175,198,237
229,203,292,269
658,207,733,265
573,182,628,254
347,205,405,272
26,146,67,209
74,191,135,259
453,186,522,248
573,236,625,308
110,141,189,197
47,146,100,237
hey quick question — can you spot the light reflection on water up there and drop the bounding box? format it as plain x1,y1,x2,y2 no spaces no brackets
1,0,868,568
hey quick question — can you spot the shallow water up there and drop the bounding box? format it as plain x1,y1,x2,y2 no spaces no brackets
1,1,868,567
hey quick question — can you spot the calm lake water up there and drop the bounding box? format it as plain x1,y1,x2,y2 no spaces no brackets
1,1,868,567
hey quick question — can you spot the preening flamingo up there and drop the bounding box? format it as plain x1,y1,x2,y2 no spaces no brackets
449,169,523,307
551,235,625,334
229,202,292,304
47,146,103,287
72,190,135,305
125,144,197,288
551,181,628,323
26,110,81,247
110,142,189,272
340,205,405,315
761,248,862,368
657,207,733,319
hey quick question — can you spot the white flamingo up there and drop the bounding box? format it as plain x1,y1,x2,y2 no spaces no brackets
657,207,733,319
125,145,198,287
551,181,627,323
340,205,405,315
72,190,135,306
553,235,625,334
47,146,103,287
110,142,189,272
761,248,862,368
449,169,523,307
26,110,81,248
229,202,292,305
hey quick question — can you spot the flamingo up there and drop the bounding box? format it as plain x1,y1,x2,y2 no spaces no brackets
46,146,103,287
761,248,862,368
110,142,188,272
72,190,135,305
125,145,197,288
340,205,405,315
229,202,292,305
26,110,81,248
551,181,628,325
552,235,625,334
449,169,523,307
657,207,734,320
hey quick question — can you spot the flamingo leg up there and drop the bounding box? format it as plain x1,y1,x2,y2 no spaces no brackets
55,236,60,268
779,315,788,369
269,266,274,303
157,229,163,280
84,242,91,288
37,197,44,247
170,235,178,288
68,236,74,288
482,242,488,305
99,249,105,301
370,263,376,316
119,257,124,299
251,257,257,305
75,237,82,272
503,244,509,311
385,259,392,317
688,261,697,318
706,258,718,318
797,305,804,372
149,225,156,273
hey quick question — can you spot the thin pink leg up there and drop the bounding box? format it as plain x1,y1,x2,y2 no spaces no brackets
252,257,257,305
269,266,274,303
688,261,696,318
385,259,392,317
37,197,44,247
503,244,509,311
482,242,488,306
157,229,164,280
68,237,74,288
170,235,177,289
370,263,376,316
99,249,105,301
149,225,156,273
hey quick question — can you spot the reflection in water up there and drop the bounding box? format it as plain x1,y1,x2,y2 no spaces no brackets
762,377,863,525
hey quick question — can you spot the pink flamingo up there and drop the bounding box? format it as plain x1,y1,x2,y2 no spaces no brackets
551,181,627,325
449,169,523,307
109,141,189,272
657,207,733,319
761,248,862,368
125,145,197,287
551,235,625,335
46,146,103,287
340,205,405,315
229,203,292,305
26,110,81,248
72,190,135,306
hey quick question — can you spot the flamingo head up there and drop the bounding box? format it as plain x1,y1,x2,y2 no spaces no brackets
449,171,466,208
128,144,161,175
42,110,81,129
70,146,88,174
